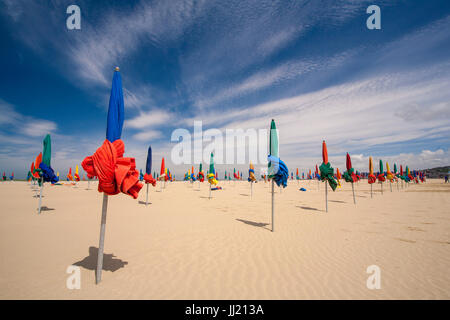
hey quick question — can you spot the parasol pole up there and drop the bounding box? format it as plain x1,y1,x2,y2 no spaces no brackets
251,181,253,199
145,183,149,206
351,182,356,204
381,181,383,194
325,180,328,212
96,193,108,284
38,177,44,214
209,183,211,199
271,179,274,232
390,180,392,192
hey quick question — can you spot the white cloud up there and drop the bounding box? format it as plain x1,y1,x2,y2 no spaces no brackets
174,61,450,173
22,121,57,137
125,109,172,129
0,99,58,137
132,130,163,141
0,100,22,124
257,27,302,57
194,49,356,109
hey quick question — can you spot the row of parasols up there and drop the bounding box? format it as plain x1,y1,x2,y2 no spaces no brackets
20,68,426,285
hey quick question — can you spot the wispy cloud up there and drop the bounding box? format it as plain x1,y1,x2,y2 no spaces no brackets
23,121,57,137
125,109,172,129
0,99,58,137
1,1,449,178
132,130,163,142
194,49,358,109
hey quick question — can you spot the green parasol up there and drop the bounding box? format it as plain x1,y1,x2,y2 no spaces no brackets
42,134,51,167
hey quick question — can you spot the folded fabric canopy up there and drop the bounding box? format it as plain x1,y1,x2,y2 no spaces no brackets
386,162,394,181
159,157,166,181
267,155,288,188
67,168,73,181
343,153,357,183
207,153,218,186
143,146,156,186
82,139,142,198
319,140,337,191
378,160,386,182
248,162,256,182
74,165,80,181
198,163,205,182
368,156,376,184
39,163,59,184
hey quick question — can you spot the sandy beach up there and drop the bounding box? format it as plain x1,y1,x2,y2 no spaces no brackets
0,179,449,299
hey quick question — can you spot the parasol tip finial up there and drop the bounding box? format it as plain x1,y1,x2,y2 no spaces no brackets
115,66,120,71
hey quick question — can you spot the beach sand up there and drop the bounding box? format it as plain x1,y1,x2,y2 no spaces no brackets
0,179,449,299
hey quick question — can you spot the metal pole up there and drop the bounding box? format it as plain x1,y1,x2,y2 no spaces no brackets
390,181,392,192
381,182,383,194
38,178,43,214
325,180,328,212
209,184,211,199
271,179,275,232
370,184,373,198
251,182,253,199
145,183,149,206
351,182,356,205
96,193,108,284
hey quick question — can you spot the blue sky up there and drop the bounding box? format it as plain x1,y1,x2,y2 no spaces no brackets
1,0,450,178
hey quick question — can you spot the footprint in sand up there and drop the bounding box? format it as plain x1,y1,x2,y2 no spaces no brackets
407,226,425,232
428,240,450,245
394,238,416,243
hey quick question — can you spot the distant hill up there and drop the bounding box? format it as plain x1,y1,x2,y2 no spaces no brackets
424,166,450,178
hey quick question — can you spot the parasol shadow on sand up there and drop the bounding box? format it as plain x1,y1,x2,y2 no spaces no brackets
296,205,322,212
236,218,270,230
40,206,55,211
73,246,128,273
